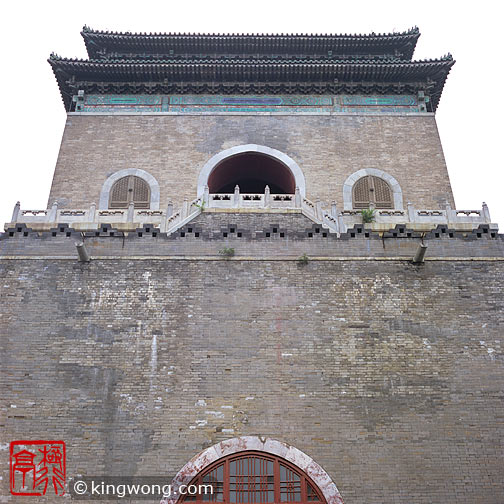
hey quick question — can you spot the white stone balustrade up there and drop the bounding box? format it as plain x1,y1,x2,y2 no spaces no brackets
5,194,497,236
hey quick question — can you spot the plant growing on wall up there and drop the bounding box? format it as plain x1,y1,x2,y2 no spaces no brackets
297,253,309,266
219,247,235,258
361,208,375,223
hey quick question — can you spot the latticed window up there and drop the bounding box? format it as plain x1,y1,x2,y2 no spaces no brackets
352,175,393,209
182,453,325,504
109,175,151,209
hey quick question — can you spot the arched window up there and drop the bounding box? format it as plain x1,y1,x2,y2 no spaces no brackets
352,175,393,209
181,452,325,504
108,175,151,209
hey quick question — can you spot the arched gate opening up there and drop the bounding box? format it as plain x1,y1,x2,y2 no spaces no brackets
208,153,296,194
162,437,344,504
180,452,326,504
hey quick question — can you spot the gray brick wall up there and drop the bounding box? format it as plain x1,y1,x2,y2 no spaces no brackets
1,235,503,503
48,114,454,212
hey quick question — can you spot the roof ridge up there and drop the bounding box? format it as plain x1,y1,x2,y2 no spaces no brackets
81,25,420,39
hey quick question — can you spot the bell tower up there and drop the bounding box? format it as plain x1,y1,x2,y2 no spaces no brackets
1,27,503,504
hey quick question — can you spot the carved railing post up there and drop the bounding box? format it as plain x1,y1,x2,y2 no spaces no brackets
203,185,210,206
48,201,58,222
264,185,270,208
182,198,189,218
89,202,96,223
11,201,20,223
295,186,301,208
127,201,134,222
407,201,415,223
445,201,452,224
331,201,338,217
315,200,322,220
482,202,491,223
161,201,172,233
233,185,240,208
338,212,346,234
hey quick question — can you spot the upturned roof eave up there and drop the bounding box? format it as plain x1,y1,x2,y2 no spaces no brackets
81,26,420,60
48,56,453,112
49,55,453,68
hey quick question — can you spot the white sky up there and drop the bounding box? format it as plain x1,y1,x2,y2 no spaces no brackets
1,0,503,229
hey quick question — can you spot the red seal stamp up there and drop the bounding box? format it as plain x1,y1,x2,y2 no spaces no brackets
10,440,66,496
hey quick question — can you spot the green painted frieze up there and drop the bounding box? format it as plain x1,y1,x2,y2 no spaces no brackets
78,94,422,114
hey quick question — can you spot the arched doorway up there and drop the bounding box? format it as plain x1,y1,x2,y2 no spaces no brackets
208,153,296,194
197,145,306,198
161,436,344,504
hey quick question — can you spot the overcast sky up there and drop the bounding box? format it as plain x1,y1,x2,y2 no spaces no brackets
1,0,503,229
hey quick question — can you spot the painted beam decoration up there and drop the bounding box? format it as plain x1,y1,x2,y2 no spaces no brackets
80,95,164,112
168,95,333,113
77,94,422,114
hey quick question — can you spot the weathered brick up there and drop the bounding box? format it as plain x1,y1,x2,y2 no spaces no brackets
48,115,454,211
1,247,503,503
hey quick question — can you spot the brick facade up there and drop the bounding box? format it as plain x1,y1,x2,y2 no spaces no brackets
1,234,503,503
2,28,501,504
48,114,454,212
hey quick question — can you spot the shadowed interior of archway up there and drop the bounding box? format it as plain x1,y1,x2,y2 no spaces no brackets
208,153,296,194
